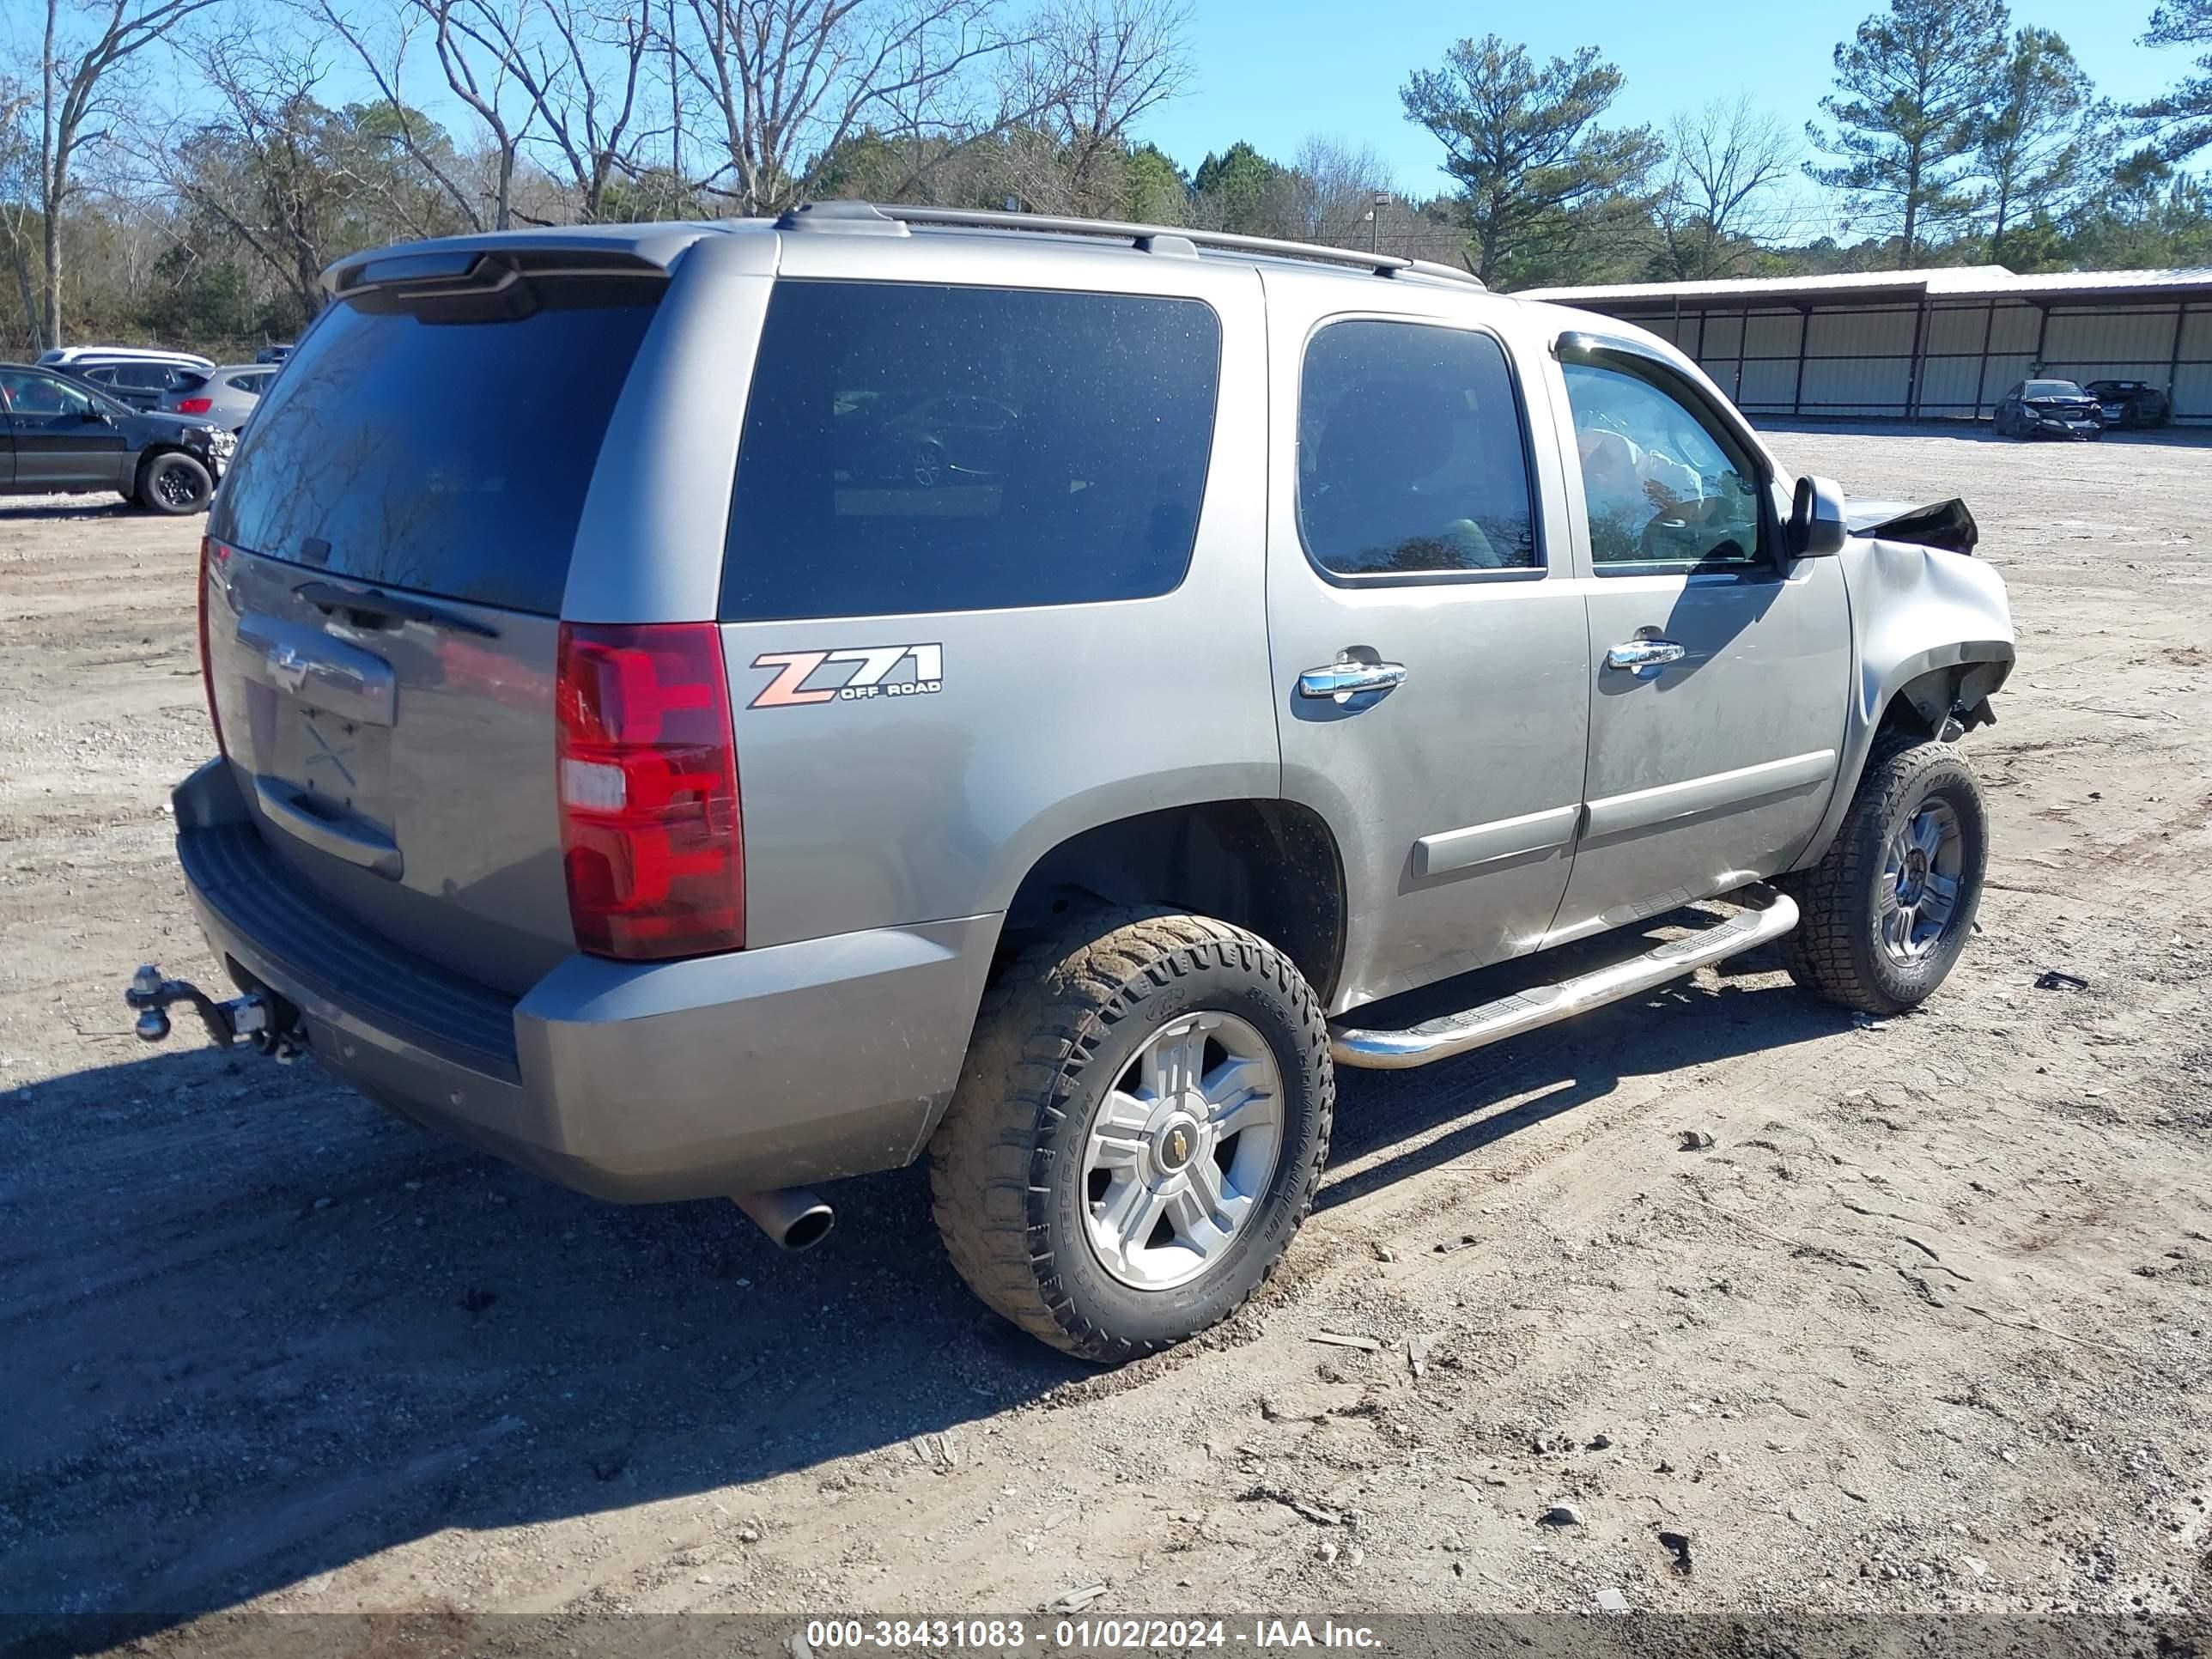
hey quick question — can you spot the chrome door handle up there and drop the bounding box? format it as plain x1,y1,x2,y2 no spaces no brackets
1297,658,1407,702
1604,638,1687,678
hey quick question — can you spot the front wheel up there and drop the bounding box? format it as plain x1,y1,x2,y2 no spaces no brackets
929,910,1333,1364
137,451,213,515
1781,736,1988,1015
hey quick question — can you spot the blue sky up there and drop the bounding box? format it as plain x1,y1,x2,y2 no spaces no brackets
1137,0,2185,202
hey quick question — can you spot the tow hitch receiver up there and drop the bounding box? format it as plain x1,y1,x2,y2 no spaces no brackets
125,963,305,1060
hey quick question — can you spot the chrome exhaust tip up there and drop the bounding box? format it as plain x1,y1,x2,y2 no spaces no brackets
731,1188,836,1252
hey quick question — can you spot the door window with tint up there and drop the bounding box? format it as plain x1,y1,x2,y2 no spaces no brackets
1562,357,1766,572
1296,319,1538,577
721,282,1221,622
0,370,97,424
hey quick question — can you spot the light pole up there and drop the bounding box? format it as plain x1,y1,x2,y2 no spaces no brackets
1370,191,1391,255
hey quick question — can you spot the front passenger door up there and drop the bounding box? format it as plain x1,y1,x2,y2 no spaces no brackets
0,370,128,490
1546,342,1850,940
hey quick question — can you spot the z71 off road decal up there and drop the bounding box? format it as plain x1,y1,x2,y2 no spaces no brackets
749,644,945,708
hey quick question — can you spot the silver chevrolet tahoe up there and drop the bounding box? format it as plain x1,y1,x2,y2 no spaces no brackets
131,202,2014,1363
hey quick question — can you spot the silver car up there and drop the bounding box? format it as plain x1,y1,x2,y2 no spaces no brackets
159,363,279,432
131,204,2016,1362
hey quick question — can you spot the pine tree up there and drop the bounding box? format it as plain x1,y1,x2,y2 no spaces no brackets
1806,0,2011,267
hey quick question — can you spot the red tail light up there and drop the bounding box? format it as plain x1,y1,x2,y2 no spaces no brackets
198,536,230,755
556,623,744,960
174,397,214,414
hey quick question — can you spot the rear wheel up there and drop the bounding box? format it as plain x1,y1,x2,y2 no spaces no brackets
1781,736,1988,1015
137,451,212,515
928,909,1333,1364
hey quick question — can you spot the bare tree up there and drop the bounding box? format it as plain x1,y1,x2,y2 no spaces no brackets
995,0,1186,214
1655,96,1797,280
0,81,43,347
308,0,538,230
404,0,659,224
147,19,477,319
29,0,225,347
424,0,539,228
1271,134,1392,246
507,0,651,221
150,31,345,318
674,0,1046,216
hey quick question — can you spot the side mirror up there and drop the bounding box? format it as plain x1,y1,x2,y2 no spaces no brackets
82,407,109,423
1788,474,1848,558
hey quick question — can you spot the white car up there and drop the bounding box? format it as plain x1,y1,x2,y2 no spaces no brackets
39,346,217,412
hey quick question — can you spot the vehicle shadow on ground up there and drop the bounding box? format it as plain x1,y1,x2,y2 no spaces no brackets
0,499,137,520
0,932,1845,1642
1321,933,1850,1209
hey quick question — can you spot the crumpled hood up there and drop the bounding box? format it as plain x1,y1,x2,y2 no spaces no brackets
1845,497,1979,555
1845,499,1921,532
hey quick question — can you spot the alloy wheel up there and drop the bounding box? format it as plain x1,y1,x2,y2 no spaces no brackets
1079,1011,1284,1291
1878,799,1964,965
153,459,206,509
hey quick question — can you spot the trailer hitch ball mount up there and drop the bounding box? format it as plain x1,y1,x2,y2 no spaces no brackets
126,964,305,1060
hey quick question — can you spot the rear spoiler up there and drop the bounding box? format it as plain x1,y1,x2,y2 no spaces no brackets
1845,497,1978,555
322,244,678,325
321,228,713,300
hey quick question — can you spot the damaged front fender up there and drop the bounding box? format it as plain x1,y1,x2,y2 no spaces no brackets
1788,527,2016,872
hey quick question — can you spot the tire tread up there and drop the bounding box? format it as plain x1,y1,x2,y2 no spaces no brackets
927,908,1333,1364
1781,732,1982,1015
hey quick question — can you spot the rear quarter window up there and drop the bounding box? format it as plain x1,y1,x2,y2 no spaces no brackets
720,282,1222,622
210,278,662,616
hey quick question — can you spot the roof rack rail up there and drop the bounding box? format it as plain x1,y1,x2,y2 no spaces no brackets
823,204,1485,289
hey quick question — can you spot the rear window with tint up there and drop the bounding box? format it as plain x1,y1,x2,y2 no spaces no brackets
211,280,661,616
720,282,1221,622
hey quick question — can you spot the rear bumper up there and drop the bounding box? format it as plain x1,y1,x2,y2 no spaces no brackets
173,760,996,1201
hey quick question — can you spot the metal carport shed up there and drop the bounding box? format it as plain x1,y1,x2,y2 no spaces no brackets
1523,266,2212,425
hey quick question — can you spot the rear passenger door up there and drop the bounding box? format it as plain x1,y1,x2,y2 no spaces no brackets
714,247,1279,952
1262,273,1591,1012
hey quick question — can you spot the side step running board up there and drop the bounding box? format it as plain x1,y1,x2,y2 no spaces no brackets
1330,884,1800,1071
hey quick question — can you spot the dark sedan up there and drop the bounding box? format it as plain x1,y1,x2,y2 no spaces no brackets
1992,379,2104,441
2085,380,2172,429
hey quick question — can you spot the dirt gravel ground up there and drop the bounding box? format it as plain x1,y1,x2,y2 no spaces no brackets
3,424,2210,1645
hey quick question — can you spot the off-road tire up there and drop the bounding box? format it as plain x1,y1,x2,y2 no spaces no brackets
928,909,1333,1364
1781,734,1988,1016
136,450,212,515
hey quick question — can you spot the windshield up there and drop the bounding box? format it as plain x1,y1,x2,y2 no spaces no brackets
2024,380,2087,398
